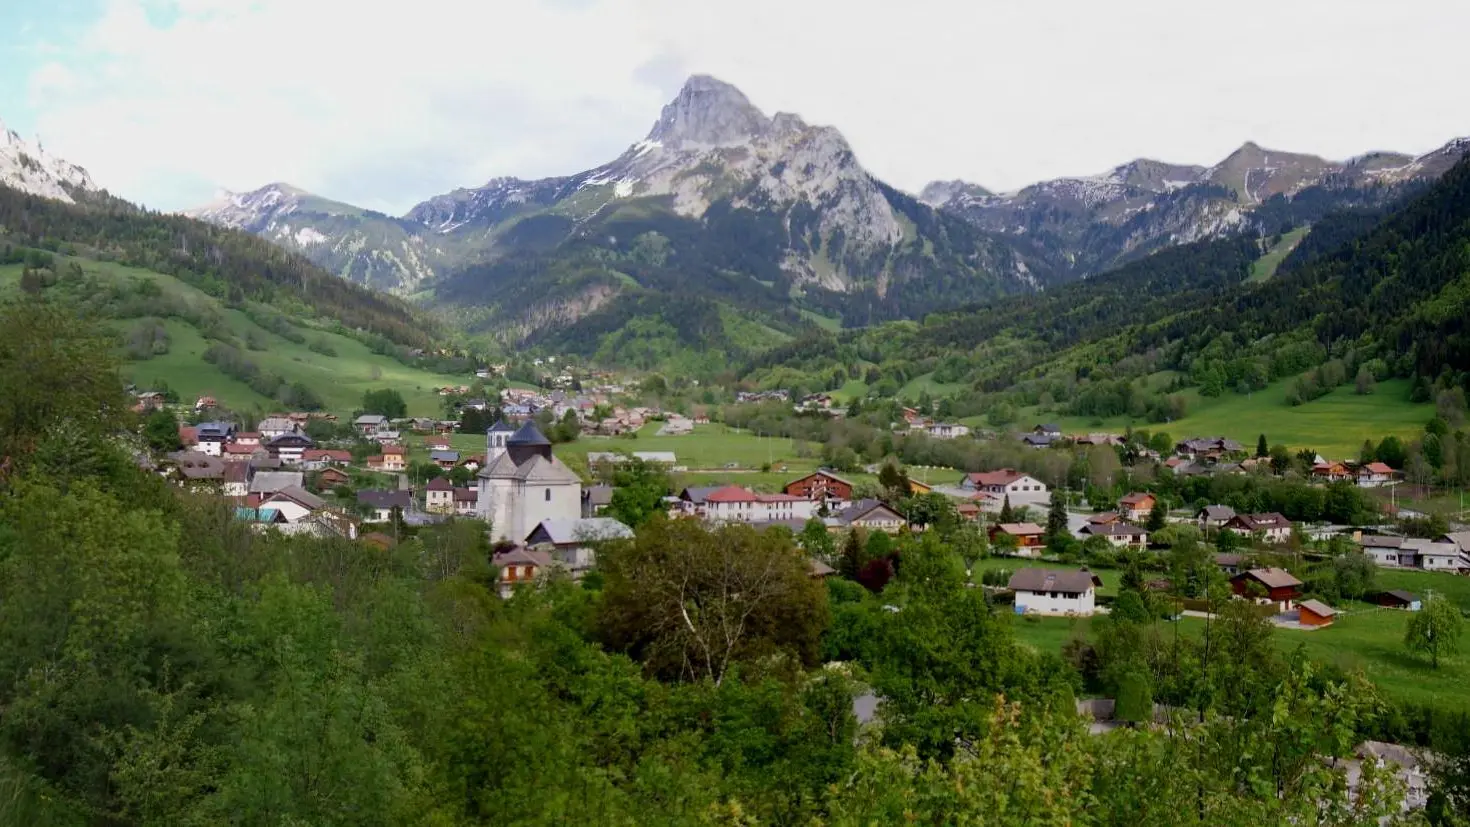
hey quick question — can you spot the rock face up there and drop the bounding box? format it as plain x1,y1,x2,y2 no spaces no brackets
0,119,100,203
923,137,1470,277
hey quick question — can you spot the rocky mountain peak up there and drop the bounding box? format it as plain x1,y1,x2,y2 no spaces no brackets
646,74,769,148
0,116,100,203
918,179,994,207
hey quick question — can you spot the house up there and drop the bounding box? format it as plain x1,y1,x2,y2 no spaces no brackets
525,517,635,576
366,445,406,474
1376,590,1421,611
784,469,855,503
371,430,403,445
301,448,352,469
1358,534,1406,566
477,421,583,544
248,470,306,498
1230,568,1303,606
1117,492,1157,522
1347,741,1431,814
221,462,250,498
960,468,1049,501
492,546,555,597
266,432,314,466
989,522,1047,555
316,467,351,490
453,487,478,516
1222,512,1294,544
1297,599,1338,627
257,417,298,440
133,391,167,412
835,499,906,534
425,477,455,513
699,485,817,524
581,484,615,517
358,489,412,523
1440,531,1470,555
1080,522,1148,548
430,450,460,470
1196,505,1237,530
167,452,227,489
194,422,236,457
1402,539,1468,572
908,479,934,496
354,414,389,435
1007,568,1103,616
1175,437,1245,461
1021,433,1055,449
258,486,327,523
1214,553,1247,575
194,395,218,412
1311,461,1353,482
956,501,982,521
632,451,677,467
927,423,971,440
1087,512,1123,526
1033,423,1062,439
223,442,262,462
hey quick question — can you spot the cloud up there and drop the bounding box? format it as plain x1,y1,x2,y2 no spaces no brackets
26,0,1470,213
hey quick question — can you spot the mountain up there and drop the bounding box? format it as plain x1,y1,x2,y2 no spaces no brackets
185,183,455,292
0,119,102,204
922,137,1468,277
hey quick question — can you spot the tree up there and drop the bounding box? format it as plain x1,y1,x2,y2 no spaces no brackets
1354,365,1376,395
998,495,1015,524
1256,433,1269,458
596,520,828,684
1406,595,1463,669
1113,669,1153,724
1044,490,1069,548
1330,552,1376,601
799,517,835,560
839,527,868,579
878,461,910,501
360,388,407,419
1145,498,1167,532
1376,435,1408,469
1269,444,1292,475
142,408,181,453
606,459,672,528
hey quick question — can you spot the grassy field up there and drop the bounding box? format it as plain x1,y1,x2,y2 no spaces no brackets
1003,563,1470,709
1,258,469,418
1248,226,1309,282
990,378,1432,457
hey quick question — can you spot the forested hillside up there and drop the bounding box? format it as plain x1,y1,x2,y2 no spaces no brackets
0,185,432,348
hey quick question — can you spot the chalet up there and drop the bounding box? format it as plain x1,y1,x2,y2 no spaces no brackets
1214,553,1247,575
316,467,351,489
1297,599,1338,627
1021,433,1055,449
1033,424,1063,439
168,452,226,489
927,423,971,440
194,422,236,457
371,430,403,445
908,479,934,496
266,432,314,466
525,517,634,577
491,546,555,597
223,442,262,462
354,414,389,435
1231,568,1303,606
366,445,407,473
784,469,856,502
453,487,478,516
1376,590,1421,610
1311,461,1352,483
1358,534,1406,566
194,395,218,412
1118,492,1156,522
960,468,1048,499
700,485,816,523
1175,437,1244,461
430,449,460,470
835,499,906,534
258,486,327,523
1087,511,1123,526
248,471,305,498
133,391,166,412
257,417,298,440
222,462,250,498
1196,505,1236,530
1080,522,1148,548
358,490,412,523
989,522,1047,555
956,501,982,522
301,448,352,469
1007,568,1103,616
1356,462,1396,488
1222,512,1293,544
425,477,455,513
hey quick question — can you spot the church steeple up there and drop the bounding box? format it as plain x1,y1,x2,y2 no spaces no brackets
486,419,516,460
506,421,553,466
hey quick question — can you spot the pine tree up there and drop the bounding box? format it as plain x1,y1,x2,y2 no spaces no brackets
1045,490,1068,546
998,495,1015,524
1145,498,1167,532
1256,433,1269,458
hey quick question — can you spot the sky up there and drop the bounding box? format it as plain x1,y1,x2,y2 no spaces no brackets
5,0,1470,214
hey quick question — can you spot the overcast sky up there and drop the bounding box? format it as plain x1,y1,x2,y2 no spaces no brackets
6,0,1470,214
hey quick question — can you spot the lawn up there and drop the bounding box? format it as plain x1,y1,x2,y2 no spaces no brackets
0,256,471,417
1248,226,1309,282
1005,378,1432,457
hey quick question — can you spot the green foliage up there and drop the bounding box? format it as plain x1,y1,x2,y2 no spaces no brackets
360,388,408,419
1406,595,1464,668
142,408,181,453
605,459,672,529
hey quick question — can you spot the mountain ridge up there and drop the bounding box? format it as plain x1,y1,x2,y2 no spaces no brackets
0,119,103,204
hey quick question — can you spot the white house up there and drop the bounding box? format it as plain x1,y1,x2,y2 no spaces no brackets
257,417,298,440
700,485,817,523
194,422,235,457
477,421,582,543
1356,462,1396,488
258,486,326,523
959,468,1049,503
425,477,455,513
1079,522,1148,548
525,517,634,576
927,423,971,440
1007,568,1103,616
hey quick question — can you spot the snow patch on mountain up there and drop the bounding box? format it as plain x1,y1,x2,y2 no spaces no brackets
0,118,100,203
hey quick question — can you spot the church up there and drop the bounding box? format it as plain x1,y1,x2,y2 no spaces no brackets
477,420,583,543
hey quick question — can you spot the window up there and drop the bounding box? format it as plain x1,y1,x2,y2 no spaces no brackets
545,488,551,502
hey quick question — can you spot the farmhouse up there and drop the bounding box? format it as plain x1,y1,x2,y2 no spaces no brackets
1007,568,1103,616
425,477,455,513
358,490,411,523
960,468,1048,499
430,450,460,470
700,486,816,524
1196,505,1236,530
491,546,555,597
354,414,389,435
1117,492,1156,522
1080,522,1148,548
784,469,855,502
1222,512,1294,544
835,499,906,534
990,522,1047,555
1231,568,1303,607
525,517,634,576
1356,462,1396,488
257,417,298,440
266,432,314,466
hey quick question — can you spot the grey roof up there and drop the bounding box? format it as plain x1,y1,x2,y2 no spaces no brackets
1084,522,1148,537
1382,589,1418,604
354,414,388,425
507,421,550,446
248,471,304,494
1359,534,1405,549
430,450,459,462
1007,568,1103,594
1298,599,1337,618
1442,531,1470,553
357,490,411,509
264,485,326,511
258,417,296,432
266,432,313,446
526,517,634,545
476,451,580,484
487,419,516,434
1198,505,1236,521
680,486,723,505
584,484,615,506
493,546,554,568
1235,567,1303,589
